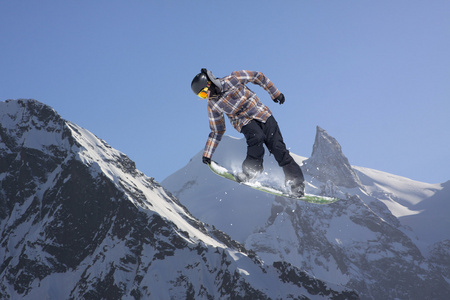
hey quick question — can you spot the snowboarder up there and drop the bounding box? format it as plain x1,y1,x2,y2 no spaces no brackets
191,69,305,197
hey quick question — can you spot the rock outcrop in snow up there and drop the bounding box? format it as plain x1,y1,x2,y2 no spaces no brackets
303,126,362,188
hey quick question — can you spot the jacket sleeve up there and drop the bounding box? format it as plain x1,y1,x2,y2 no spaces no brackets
203,104,226,158
232,70,281,100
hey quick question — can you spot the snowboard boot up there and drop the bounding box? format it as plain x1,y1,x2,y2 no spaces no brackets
236,165,262,183
286,178,305,198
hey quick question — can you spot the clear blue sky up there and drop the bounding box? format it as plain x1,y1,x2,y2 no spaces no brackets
1,1,449,184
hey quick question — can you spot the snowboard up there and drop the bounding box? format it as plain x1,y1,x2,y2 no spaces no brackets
208,161,339,204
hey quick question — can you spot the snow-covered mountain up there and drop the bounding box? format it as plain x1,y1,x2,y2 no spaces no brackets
0,99,358,299
162,126,450,299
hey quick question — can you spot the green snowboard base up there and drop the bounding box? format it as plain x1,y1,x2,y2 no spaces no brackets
208,161,339,205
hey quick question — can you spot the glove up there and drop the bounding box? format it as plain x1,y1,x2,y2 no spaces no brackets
202,156,211,165
273,93,285,105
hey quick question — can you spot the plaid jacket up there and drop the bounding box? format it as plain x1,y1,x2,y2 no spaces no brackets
203,70,281,158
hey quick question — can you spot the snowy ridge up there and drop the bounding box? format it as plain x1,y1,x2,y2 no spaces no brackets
67,121,223,248
0,99,357,299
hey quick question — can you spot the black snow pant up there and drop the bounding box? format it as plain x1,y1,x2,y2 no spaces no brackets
240,116,304,183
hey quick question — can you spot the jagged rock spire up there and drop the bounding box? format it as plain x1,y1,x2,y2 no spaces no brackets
303,126,361,188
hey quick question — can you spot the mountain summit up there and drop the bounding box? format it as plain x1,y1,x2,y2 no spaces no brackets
303,126,361,188
163,129,450,299
0,99,356,299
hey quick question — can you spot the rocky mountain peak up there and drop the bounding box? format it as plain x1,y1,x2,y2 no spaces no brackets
1,99,61,133
1,100,356,299
0,99,74,155
303,126,361,188
162,129,450,299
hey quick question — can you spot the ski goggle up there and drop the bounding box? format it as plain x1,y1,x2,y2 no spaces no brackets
197,81,211,99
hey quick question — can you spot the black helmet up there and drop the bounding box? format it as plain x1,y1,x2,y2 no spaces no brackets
191,71,209,95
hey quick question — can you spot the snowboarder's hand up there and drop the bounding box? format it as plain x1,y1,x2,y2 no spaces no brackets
202,156,211,165
273,93,285,105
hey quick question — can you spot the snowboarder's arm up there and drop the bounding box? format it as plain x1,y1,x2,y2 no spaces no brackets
203,105,226,159
232,70,281,100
